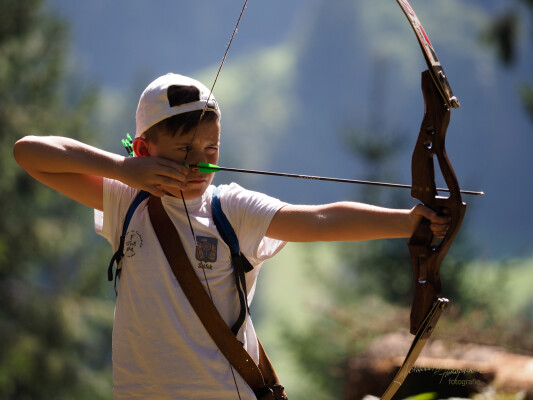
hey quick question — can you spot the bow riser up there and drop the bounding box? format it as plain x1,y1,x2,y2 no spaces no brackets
408,71,467,334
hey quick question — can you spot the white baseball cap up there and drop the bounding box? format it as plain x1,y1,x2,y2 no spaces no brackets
135,73,220,138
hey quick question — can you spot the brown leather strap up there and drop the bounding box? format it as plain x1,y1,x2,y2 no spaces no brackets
147,196,286,399
257,338,286,400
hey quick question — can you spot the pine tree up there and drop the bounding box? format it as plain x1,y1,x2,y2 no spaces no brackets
1,1,113,398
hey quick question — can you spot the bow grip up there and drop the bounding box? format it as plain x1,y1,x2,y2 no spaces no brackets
407,216,442,335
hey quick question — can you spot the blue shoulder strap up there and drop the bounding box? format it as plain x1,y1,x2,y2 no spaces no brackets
211,186,253,273
107,190,150,285
211,186,253,335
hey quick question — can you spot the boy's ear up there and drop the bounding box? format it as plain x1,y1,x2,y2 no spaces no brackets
132,137,151,157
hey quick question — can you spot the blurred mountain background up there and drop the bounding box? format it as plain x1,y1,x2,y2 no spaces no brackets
2,0,532,398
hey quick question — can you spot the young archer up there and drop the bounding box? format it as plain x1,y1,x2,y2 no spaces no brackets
14,73,449,399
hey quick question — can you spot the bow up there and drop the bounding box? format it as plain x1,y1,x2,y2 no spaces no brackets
380,1,466,398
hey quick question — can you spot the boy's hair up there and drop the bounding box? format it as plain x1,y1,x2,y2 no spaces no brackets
135,73,220,140
143,85,219,143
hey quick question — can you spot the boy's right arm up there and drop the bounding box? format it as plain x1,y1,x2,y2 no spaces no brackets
14,136,187,211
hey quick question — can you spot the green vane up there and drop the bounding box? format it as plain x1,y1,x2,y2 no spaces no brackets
122,133,134,157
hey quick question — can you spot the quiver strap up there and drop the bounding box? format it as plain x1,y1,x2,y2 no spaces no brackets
147,196,287,399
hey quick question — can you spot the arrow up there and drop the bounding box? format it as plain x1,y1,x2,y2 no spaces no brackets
186,162,484,196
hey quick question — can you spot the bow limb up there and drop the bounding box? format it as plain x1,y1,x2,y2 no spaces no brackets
380,298,448,400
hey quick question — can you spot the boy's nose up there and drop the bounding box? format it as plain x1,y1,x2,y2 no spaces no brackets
184,148,206,167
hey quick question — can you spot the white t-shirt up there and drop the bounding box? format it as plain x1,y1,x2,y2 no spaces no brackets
95,179,287,400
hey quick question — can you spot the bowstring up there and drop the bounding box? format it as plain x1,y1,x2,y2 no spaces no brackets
180,1,249,398
185,0,249,155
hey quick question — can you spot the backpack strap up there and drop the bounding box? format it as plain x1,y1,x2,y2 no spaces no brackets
107,190,150,291
212,187,253,272
212,186,254,335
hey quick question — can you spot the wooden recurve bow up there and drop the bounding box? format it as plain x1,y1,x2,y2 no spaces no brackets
380,1,466,399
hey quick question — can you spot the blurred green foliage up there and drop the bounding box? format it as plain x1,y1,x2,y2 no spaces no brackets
257,246,533,399
0,0,113,398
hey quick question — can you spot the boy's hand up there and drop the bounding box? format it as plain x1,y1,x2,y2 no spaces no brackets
410,204,451,238
121,156,189,197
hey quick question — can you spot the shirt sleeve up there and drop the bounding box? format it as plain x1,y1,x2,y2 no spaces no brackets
94,178,139,251
219,183,288,264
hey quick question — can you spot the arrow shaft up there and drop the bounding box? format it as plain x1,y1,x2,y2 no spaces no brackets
188,164,484,196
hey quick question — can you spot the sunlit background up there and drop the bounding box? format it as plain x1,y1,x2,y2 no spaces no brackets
2,0,532,398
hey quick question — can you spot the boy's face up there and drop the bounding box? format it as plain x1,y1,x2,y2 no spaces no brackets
145,120,220,200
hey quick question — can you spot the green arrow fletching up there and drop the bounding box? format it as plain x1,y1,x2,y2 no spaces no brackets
185,162,220,173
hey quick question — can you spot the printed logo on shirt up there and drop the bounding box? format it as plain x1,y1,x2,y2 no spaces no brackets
195,236,217,270
125,230,143,258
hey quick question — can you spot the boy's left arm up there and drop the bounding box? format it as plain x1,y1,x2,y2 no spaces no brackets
265,202,449,242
